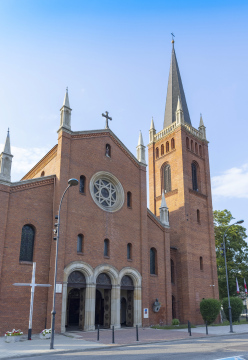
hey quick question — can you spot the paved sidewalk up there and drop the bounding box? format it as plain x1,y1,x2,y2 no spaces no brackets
1,324,248,360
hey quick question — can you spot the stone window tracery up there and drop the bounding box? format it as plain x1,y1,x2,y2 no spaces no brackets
19,224,35,262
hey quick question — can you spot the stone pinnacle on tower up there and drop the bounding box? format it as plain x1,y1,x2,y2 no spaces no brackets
159,191,169,226
175,96,184,125
163,39,191,128
0,129,13,182
149,117,156,143
136,130,146,165
59,87,72,131
198,113,206,140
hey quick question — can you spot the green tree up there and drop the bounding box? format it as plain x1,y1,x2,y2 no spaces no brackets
214,209,248,300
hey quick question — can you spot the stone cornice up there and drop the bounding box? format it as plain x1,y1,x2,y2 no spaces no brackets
21,145,58,180
147,208,170,231
1,176,55,192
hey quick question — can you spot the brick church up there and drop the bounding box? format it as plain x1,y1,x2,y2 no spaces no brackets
0,41,218,335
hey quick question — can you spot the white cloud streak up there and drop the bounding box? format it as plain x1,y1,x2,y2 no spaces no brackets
212,163,248,199
0,143,49,181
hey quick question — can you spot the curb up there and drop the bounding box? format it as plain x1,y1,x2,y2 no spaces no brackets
1,331,248,360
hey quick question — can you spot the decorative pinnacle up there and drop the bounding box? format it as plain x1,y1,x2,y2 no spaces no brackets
171,32,175,44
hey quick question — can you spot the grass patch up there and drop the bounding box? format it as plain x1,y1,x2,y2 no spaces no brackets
151,324,196,330
210,318,248,327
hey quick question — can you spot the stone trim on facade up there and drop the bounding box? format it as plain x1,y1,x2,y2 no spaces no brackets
188,188,208,199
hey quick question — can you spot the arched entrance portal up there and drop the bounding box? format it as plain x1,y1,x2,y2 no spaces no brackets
67,271,86,330
95,273,112,328
120,275,134,327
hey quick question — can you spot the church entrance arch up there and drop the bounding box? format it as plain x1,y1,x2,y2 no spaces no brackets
120,275,134,327
67,271,86,330
95,273,112,328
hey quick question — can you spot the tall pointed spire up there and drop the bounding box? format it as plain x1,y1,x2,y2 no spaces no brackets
163,40,191,128
3,128,11,155
136,130,146,165
198,113,206,140
0,129,13,182
159,191,169,226
59,87,72,131
149,117,156,143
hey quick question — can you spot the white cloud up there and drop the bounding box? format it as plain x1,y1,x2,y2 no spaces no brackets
0,144,49,181
212,163,248,199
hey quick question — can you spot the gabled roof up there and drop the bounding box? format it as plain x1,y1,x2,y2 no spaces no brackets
163,42,191,128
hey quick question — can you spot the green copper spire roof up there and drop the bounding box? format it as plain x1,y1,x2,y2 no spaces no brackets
163,41,191,128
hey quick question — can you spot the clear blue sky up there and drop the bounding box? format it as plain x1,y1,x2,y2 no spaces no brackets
0,0,247,232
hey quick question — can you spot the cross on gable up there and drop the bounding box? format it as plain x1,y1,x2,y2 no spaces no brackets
102,111,112,129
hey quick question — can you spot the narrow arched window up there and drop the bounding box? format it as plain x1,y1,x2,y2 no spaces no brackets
127,243,132,260
106,144,111,157
161,144,164,155
166,141,169,153
80,175,86,194
127,191,132,208
19,225,35,262
41,171,45,177
200,256,203,270
195,143,198,154
191,140,194,151
197,209,200,223
77,234,83,253
199,145,202,157
150,247,157,275
104,239,109,257
192,162,198,191
171,138,175,149
164,164,171,192
186,137,189,149
171,259,175,283
156,147,159,159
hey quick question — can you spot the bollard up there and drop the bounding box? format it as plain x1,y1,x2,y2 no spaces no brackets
97,324,99,341
206,321,208,335
112,325,115,344
44,317,47,330
188,321,191,336
136,325,139,341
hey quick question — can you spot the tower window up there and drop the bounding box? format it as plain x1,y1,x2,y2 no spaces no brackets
195,143,198,154
106,144,111,157
19,225,35,262
186,137,189,149
171,138,175,149
171,259,175,283
197,209,200,223
77,234,83,253
166,141,169,153
161,144,164,155
127,191,132,208
200,256,203,271
191,140,194,151
127,243,132,260
150,247,157,275
199,145,202,157
41,171,45,177
192,162,198,191
104,239,109,257
156,147,159,159
80,175,86,194
163,164,171,193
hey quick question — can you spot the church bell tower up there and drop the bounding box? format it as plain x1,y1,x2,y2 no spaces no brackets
148,40,219,324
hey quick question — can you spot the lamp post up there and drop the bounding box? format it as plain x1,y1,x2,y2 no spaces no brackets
222,219,244,333
50,178,78,350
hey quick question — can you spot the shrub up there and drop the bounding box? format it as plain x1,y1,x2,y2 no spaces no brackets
200,298,221,324
172,318,180,325
222,297,243,322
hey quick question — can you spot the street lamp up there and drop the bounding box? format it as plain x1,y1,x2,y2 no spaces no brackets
222,219,244,333
50,178,79,350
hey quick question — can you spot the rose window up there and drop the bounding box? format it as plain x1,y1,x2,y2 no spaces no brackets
90,171,124,212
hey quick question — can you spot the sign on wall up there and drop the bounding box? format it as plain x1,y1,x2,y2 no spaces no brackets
56,284,62,293
143,308,149,318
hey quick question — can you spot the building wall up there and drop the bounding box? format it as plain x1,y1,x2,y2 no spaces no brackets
0,178,54,335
